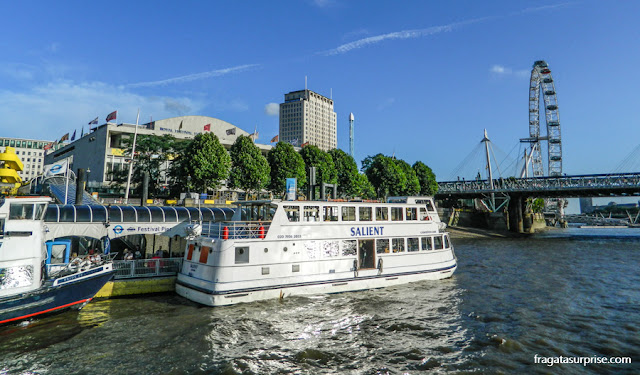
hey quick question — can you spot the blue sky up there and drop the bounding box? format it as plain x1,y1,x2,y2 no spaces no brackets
1,0,639,183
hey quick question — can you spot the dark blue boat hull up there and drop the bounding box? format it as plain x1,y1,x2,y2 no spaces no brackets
0,266,115,326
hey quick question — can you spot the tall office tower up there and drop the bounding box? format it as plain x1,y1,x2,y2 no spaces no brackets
279,89,337,151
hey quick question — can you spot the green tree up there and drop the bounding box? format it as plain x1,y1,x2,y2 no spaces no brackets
354,173,376,199
394,159,420,195
267,141,306,195
299,145,338,190
174,132,231,193
328,148,359,197
413,161,439,195
532,198,545,213
115,134,181,197
228,135,270,195
362,154,407,198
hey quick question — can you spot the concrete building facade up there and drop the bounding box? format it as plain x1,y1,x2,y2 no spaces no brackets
0,137,52,181
279,89,337,151
44,115,272,185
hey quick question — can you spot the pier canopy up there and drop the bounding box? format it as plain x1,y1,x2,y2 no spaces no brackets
45,205,235,224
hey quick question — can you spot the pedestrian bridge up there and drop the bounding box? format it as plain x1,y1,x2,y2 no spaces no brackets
44,204,235,241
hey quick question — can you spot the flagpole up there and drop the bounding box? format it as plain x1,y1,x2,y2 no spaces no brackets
64,156,70,204
124,109,140,205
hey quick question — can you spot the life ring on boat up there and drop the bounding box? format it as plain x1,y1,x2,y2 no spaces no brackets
424,216,430,221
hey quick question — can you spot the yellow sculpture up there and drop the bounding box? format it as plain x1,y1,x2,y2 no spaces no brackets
0,146,24,195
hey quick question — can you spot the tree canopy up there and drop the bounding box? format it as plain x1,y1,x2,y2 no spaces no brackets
394,159,420,196
173,132,231,193
413,161,438,195
228,135,270,195
299,145,338,187
267,141,306,195
328,148,359,197
362,154,407,198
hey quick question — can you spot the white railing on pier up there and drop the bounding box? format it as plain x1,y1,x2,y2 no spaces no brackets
201,221,271,239
113,257,183,279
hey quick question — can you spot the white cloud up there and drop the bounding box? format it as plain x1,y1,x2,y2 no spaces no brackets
320,18,487,56
0,80,205,141
127,64,260,88
490,64,530,78
264,103,279,116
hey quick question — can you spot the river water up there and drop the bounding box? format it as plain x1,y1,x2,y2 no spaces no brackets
1,228,639,374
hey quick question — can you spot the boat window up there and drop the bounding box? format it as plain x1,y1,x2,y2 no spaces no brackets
376,238,389,254
444,235,450,249
235,246,249,264
425,200,436,212
406,207,417,221
342,206,356,221
303,206,320,222
323,206,338,221
421,237,433,251
9,203,34,220
407,238,419,252
392,238,405,253
376,207,388,221
187,207,202,222
434,236,444,249
284,206,300,222
60,206,75,222
341,239,357,256
35,204,47,220
391,207,403,221
359,207,372,221
419,207,428,220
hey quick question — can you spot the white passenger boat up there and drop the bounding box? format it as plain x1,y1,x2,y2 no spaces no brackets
176,197,457,306
0,196,115,326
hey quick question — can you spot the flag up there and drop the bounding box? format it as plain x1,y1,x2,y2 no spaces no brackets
226,128,236,135
106,110,117,122
43,142,54,150
301,141,309,147
270,135,279,143
203,124,211,131
70,130,76,141
88,117,98,125
43,159,69,177
59,133,69,142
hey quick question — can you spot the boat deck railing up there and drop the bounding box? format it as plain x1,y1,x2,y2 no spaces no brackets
201,221,272,239
113,258,183,279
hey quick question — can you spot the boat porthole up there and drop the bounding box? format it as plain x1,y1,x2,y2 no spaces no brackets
209,248,213,253
264,248,268,253
238,248,244,255
283,247,288,252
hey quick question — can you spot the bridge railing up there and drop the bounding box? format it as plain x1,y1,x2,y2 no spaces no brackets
438,172,640,194
113,257,183,279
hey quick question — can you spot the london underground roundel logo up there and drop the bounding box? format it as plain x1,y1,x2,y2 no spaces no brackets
113,225,124,235
50,164,63,174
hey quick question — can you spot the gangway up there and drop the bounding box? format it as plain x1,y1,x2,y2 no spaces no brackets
44,204,235,241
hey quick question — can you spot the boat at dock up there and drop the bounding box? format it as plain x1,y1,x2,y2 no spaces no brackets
0,196,115,326
176,196,457,306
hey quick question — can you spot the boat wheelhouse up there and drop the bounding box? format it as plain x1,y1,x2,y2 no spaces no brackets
0,196,115,326
176,197,456,306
